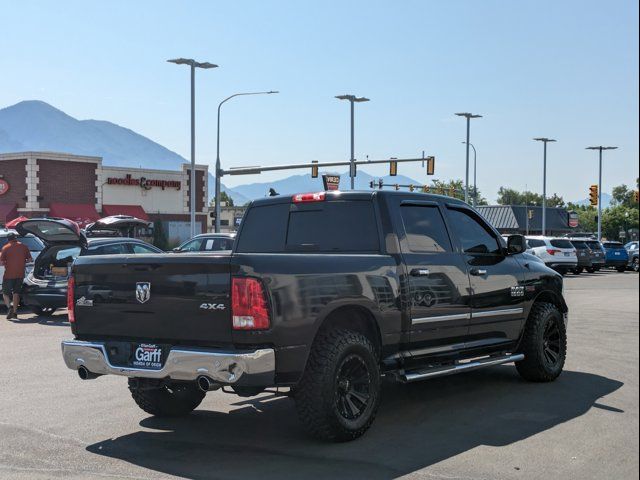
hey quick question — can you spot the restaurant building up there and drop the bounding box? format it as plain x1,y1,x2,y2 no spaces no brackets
0,151,209,243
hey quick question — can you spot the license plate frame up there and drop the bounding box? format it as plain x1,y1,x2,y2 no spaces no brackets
129,343,166,370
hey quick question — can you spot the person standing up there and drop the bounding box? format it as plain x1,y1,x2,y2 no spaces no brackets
1,233,32,320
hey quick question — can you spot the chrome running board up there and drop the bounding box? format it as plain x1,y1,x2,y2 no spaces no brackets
399,353,524,383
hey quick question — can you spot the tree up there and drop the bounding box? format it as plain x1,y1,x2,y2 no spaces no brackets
209,191,234,207
546,193,566,208
152,219,169,251
497,187,543,206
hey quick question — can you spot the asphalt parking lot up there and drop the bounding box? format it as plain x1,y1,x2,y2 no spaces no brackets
0,270,637,480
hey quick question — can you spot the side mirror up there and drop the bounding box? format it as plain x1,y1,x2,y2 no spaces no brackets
507,235,526,255
172,247,181,253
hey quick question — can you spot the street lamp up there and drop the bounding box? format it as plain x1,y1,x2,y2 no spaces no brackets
455,113,482,203
586,146,618,241
533,137,557,236
167,58,218,238
462,141,477,206
336,94,370,190
214,90,279,233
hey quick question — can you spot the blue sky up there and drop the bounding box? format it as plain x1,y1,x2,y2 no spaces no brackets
1,0,638,202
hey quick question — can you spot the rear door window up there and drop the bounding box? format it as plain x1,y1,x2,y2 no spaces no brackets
571,241,587,249
179,238,203,252
203,237,234,251
550,239,574,249
399,205,451,253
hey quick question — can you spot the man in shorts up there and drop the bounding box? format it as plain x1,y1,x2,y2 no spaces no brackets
1,233,32,320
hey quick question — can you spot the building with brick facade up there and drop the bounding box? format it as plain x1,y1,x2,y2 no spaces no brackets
0,151,208,243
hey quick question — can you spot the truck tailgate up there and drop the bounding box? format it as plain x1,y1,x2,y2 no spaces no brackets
72,254,233,345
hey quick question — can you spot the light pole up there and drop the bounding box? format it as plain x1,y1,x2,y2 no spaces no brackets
455,113,482,203
167,58,218,238
533,138,557,236
336,95,370,189
586,146,618,241
215,91,279,233
462,141,477,206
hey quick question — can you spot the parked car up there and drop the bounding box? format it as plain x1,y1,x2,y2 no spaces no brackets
525,236,578,274
567,239,593,274
583,239,606,272
62,190,568,442
602,241,629,272
0,230,45,291
16,217,163,316
172,233,236,253
625,241,639,272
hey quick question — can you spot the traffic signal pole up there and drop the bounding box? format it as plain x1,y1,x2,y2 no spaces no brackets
598,148,603,241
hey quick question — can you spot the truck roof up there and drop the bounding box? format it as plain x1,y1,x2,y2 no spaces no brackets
249,189,468,207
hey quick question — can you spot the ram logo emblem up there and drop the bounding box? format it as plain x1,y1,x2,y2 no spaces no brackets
136,282,151,304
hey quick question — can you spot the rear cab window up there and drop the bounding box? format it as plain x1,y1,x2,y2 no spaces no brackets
236,200,380,253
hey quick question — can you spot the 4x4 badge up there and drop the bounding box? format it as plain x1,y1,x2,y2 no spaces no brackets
136,282,151,304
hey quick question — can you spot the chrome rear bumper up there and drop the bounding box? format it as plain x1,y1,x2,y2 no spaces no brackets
61,340,275,385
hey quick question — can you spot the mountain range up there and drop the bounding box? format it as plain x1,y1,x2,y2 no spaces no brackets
0,100,422,205
0,100,608,207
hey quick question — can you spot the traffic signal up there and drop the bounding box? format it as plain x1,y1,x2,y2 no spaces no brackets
378,178,384,189
394,184,400,191
422,185,430,193
589,184,598,206
634,190,639,203
528,209,534,220
409,184,414,192
389,159,398,176
369,180,374,189
426,156,435,175
311,160,318,178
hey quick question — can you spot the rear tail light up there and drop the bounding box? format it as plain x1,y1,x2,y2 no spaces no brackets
546,249,561,256
292,192,326,203
232,277,270,330
67,276,75,323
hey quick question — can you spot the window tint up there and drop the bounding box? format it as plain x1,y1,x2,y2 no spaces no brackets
130,243,161,254
550,239,574,249
527,239,546,248
286,201,379,252
585,241,602,250
179,238,203,252
603,242,623,249
447,208,501,254
571,241,587,249
400,205,451,253
236,204,290,253
87,243,129,255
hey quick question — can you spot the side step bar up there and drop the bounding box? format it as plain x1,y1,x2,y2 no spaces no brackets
399,353,524,383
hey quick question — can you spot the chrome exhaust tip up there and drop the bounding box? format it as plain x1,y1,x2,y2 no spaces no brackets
197,375,221,392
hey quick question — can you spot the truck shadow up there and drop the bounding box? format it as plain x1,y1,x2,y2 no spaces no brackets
86,368,622,480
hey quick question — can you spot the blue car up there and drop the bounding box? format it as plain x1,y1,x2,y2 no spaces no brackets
602,241,629,272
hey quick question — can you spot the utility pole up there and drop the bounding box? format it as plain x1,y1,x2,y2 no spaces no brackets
455,113,482,203
167,58,218,237
336,95,370,189
533,138,557,236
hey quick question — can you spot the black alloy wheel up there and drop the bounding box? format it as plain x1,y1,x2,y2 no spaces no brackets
542,319,562,368
335,354,372,421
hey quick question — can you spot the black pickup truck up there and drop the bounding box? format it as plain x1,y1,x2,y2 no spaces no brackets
62,191,568,441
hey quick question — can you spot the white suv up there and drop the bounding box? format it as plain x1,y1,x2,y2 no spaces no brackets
525,236,578,274
0,230,45,288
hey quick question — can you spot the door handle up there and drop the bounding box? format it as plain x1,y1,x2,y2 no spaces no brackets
410,268,430,277
470,268,488,276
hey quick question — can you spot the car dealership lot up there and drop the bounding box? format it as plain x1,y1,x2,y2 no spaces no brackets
0,271,637,480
